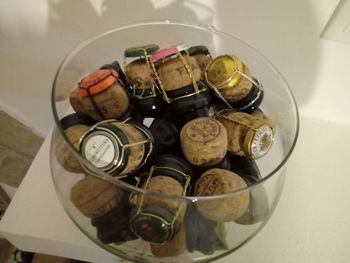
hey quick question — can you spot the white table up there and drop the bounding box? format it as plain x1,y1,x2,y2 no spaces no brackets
1,115,350,263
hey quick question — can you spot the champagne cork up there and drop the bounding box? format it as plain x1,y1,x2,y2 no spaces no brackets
125,57,165,117
188,45,212,80
56,113,94,173
125,58,154,90
194,168,250,222
70,69,129,121
217,110,275,159
112,122,146,175
143,176,185,218
130,155,191,243
219,67,253,102
205,55,264,112
130,175,186,243
70,176,123,218
79,120,153,177
217,111,252,156
150,223,186,257
157,54,201,91
180,117,227,166
193,53,212,79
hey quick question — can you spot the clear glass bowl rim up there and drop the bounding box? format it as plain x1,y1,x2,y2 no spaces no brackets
51,20,300,201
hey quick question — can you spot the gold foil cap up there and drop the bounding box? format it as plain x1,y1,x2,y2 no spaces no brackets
243,119,276,159
205,55,244,90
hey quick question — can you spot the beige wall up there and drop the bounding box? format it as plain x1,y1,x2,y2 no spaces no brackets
0,0,340,136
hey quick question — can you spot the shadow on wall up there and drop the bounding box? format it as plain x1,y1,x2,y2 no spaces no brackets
214,0,321,108
0,0,322,135
47,0,213,40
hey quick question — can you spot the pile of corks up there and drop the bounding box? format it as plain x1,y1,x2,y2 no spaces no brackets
57,44,275,257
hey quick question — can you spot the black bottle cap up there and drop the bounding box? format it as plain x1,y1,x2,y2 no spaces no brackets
229,79,264,113
152,154,193,187
188,45,211,56
60,113,96,130
166,84,213,114
228,153,261,185
130,204,179,243
132,95,166,118
118,102,145,123
150,118,181,155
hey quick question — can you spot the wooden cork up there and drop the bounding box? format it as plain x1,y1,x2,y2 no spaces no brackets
111,122,145,175
70,176,123,218
55,125,90,173
125,58,153,90
150,223,186,257
70,82,129,121
192,54,212,79
143,176,186,223
251,110,276,129
220,68,253,102
180,117,227,166
217,111,254,156
194,168,250,222
157,55,201,91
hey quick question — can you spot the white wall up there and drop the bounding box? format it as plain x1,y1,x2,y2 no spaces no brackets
0,0,346,137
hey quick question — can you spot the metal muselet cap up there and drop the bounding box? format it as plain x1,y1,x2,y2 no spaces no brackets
124,44,160,58
205,54,244,90
243,118,276,159
78,121,130,177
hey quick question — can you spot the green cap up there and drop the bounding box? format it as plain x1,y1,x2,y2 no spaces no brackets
124,44,160,58
130,205,179,243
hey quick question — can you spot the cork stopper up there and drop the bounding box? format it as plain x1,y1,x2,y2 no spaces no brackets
112,122,146,175
70,176,123,218
217,111,252,156
157,54,201,91
193,54,212,80
180,117,227,166
219,66,253,102
79,121,149,177
55,123,91,173
130,175,186,243
125,58,154,90
143,176,185,217
70,81,129,121
194,168,250,222
150,223,186,257
217,110,275,159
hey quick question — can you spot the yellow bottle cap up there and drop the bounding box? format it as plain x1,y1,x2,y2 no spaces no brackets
205,55,244,90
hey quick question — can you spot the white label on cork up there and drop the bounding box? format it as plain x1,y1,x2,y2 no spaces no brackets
251,125,273,159
83,134,117,169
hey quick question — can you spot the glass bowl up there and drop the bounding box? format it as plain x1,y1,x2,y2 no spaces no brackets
50,21,299,263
